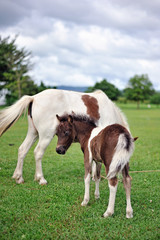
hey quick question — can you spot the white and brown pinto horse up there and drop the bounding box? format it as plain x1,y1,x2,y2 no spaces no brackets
56,114,137,218
0,89,129,185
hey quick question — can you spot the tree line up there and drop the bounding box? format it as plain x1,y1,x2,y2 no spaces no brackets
86,76,160,108
0,35,160,107
0,36,53,105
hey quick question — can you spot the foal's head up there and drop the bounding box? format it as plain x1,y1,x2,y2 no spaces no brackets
56,115,75,155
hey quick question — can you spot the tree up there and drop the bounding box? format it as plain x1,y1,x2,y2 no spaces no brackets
86,79,121,101
0,35,36,104
37,81,57,92
5,76,39,105
150,92,160,107
124,74,155,108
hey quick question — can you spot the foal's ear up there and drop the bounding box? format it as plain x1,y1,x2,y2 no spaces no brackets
56,114,61,122
133,137,138,142
68,115,73,123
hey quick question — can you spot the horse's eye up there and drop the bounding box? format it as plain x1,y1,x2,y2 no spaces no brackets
64,131,69,136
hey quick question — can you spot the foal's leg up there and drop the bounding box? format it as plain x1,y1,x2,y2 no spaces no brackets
12,117,38,184
122,164,133,218
92,161,101,200
103,177,118,217
81,156,92,206
34,132,54,185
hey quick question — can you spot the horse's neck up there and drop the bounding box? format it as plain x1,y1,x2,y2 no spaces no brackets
74,121,95,147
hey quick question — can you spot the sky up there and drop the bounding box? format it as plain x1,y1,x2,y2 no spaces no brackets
0,0,160,90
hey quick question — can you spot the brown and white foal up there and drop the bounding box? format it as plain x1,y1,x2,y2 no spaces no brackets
56,114,137,218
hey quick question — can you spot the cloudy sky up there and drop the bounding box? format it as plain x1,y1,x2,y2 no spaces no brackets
1,0,160,90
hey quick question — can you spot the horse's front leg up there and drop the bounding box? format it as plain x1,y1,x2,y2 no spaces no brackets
103,177,118,217
81,155,92,206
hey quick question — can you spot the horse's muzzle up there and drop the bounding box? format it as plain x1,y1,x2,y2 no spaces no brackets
56,146,66,155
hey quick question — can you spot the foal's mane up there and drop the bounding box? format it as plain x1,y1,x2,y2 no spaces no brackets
60,114,97,127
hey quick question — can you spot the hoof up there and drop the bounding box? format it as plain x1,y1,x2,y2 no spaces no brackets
12,173,24,184
35,175,47,185
81,200,89,206
39,178,47,185
103,211,113,218
16,177,24,184
126,211,133,219
95,194,100,200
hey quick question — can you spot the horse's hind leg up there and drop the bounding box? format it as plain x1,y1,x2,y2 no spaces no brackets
122,164,133,218
103,177,118,217
12,117,38,184
92,161,101,200
34,132,54,185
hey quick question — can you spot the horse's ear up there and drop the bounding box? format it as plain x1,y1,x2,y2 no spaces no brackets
68,115,73,123
133,137,138,142
56,114,60,122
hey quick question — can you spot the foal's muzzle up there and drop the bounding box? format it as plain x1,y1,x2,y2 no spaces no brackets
56,146,66,155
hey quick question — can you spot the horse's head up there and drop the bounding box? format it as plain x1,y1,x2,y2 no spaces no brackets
56,114,75,155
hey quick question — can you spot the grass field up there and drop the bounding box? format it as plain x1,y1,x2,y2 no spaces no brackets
0,104,160,240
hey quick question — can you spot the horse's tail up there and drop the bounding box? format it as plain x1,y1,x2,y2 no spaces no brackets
107,134,137,179
0,95,34,136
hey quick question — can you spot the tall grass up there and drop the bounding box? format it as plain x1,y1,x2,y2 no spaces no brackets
0,105,160,239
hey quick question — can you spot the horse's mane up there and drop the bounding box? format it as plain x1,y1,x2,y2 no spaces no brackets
60,114,97,127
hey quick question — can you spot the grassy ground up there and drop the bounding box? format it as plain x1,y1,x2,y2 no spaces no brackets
0,104,160,240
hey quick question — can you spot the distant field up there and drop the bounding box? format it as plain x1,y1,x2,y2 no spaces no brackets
0,104,160,239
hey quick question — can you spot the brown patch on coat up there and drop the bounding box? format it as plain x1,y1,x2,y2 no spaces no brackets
94,162,101,179
122,163,130,178
82,95,100,120
90,125,120,174
91,124,131,177
109,177,118,186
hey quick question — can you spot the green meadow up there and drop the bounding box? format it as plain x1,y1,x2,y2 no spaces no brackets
0,104,160,240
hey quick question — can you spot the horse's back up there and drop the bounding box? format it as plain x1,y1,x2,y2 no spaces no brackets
30,89,128,133
31,89,86,133
91,90,129,129
32,89,86,117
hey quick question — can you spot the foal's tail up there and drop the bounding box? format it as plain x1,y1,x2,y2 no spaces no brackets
0,95,34,136
107,134,137,179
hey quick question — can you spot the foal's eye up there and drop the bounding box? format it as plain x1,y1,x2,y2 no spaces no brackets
64,131,69,136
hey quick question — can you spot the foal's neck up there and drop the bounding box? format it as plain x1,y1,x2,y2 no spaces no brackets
73,120,95,149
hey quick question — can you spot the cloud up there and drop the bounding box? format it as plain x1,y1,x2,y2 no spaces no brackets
2,0,160,35
0,0,30,28
0,0,160,90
